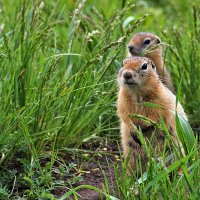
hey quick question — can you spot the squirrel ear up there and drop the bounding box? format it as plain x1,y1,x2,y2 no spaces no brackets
151,61,156,69
156,38,161,44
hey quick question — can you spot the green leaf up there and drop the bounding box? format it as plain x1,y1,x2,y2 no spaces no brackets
128,114,160,129
122,16,135,28
142,102,165,110
175,112,196,155
59,185,119,200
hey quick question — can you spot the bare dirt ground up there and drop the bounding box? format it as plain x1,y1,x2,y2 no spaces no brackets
52,141,121,200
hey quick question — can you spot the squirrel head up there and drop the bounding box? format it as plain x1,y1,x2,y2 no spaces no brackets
117,56,159,94
128,32,162,57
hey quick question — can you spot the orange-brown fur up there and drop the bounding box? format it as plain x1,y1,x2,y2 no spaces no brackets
128,32,174,92
117,56,187,173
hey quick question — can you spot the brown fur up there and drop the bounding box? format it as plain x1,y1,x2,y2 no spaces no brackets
128,32,175,92
117,56,187,174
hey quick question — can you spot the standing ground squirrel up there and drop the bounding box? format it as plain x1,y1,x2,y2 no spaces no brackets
117,56,187,173
128,32,174,92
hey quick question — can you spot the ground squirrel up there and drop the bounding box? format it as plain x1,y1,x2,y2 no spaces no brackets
128,32,174,92
117,56,187,174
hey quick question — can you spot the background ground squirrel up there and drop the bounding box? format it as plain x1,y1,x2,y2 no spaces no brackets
117,56,187,173
128,32,175,92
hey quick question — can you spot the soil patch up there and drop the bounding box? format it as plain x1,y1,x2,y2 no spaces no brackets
52,141,121,199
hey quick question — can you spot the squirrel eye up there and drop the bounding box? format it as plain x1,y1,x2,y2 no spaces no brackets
143,39,151,45
141,63,148,70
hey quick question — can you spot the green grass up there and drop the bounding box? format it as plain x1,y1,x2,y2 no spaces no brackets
0,0,199,199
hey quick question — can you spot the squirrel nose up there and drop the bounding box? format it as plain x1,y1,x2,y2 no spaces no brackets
123,72,132,79
128,45,134,52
